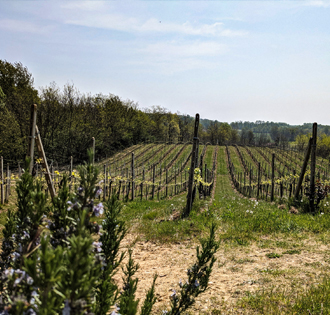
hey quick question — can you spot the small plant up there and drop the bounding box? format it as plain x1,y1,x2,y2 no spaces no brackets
266,252,282,259
283,249,301,255
164,223,219,314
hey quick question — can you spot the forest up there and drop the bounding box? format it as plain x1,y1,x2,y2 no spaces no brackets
1,59,330,166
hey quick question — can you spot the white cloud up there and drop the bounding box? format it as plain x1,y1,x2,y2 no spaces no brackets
64,12,247,37
304,0,330,7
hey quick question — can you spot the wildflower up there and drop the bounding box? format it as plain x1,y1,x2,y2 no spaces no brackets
6,268,14,277
93,241,102,253
194,280,200,287
170,289,177,300
31,290,38,297
320,212,324,216
67,201,73,211
27,276,34,285
250,210,253,214
62,300,71,315
93,203,104,217
22,231,30,239
95,188,102,198
12,252,20,261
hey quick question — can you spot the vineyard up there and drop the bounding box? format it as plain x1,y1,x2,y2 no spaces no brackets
2,138,330,314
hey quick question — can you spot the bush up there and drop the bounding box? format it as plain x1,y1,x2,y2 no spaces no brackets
0,151,218,314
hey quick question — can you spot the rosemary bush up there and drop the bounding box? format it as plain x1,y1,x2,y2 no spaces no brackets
0,152,218,314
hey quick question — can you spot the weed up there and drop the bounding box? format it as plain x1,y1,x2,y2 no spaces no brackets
266,252,282,259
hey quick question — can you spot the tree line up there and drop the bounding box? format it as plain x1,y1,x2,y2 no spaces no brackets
1,59,330,165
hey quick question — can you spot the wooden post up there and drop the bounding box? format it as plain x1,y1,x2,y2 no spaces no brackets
294,137,312,200
166,168,168,197
35,125,56,199
92,137,95,165
103,164,106,200
257,162,261,199
141,168,144,200
69,156,73,192
0,156,3,204
184,113,199,217
310,123,317,212
152,164,155,199
27,104,37,173
271,153,275,202
131,153,135,200
5,163,9,202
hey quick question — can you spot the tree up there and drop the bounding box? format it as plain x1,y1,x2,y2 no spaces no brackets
0,60,40,143
0,87,24,160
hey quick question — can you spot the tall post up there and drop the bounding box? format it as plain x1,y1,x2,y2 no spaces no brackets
131,153,135,200
257,162,261,199
271,153,275,202
166,168,168,197
152,164,155,199
103,164,106,201
141,168,145,200
294,137,312,200
310,123,317,212
70,156,73,192
92,137,95,165
5,163,9,202
27,104,37,173
70,156,73,177
184,113,200,217
35,126,56,199
0,156,3,204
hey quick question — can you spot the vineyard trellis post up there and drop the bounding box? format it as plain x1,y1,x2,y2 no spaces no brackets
1,156,3,204
131,153,135,200
92,137,95,165
294,137,312,200
35,126,56,199
184,113,200,217
70,156,73,192
310,123,317,212
27,104,37,174
257,162,261,200
271,153,275,202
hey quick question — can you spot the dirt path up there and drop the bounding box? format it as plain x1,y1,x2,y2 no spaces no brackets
114,233,330,314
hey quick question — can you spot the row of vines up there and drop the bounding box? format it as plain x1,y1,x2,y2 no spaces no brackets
226,144,330,202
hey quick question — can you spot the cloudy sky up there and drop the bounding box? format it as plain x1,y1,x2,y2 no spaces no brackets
1,0,330,125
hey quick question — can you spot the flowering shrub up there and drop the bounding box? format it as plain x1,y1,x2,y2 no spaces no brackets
0,151,218,314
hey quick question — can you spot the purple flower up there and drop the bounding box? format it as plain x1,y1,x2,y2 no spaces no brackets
67,201,73,211
95,188,103,198
93,203,104,217
93,241,102,253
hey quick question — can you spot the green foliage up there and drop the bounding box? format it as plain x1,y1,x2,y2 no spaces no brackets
166,224,219,315
119,249,140,315
94,195,127,315
24,235,65,314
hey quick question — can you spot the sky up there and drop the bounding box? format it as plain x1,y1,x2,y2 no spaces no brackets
1,0,330,125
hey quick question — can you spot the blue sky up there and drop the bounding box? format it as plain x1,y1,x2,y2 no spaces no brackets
1,0,330,125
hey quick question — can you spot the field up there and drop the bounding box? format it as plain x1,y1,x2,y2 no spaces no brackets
1,144,330,314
